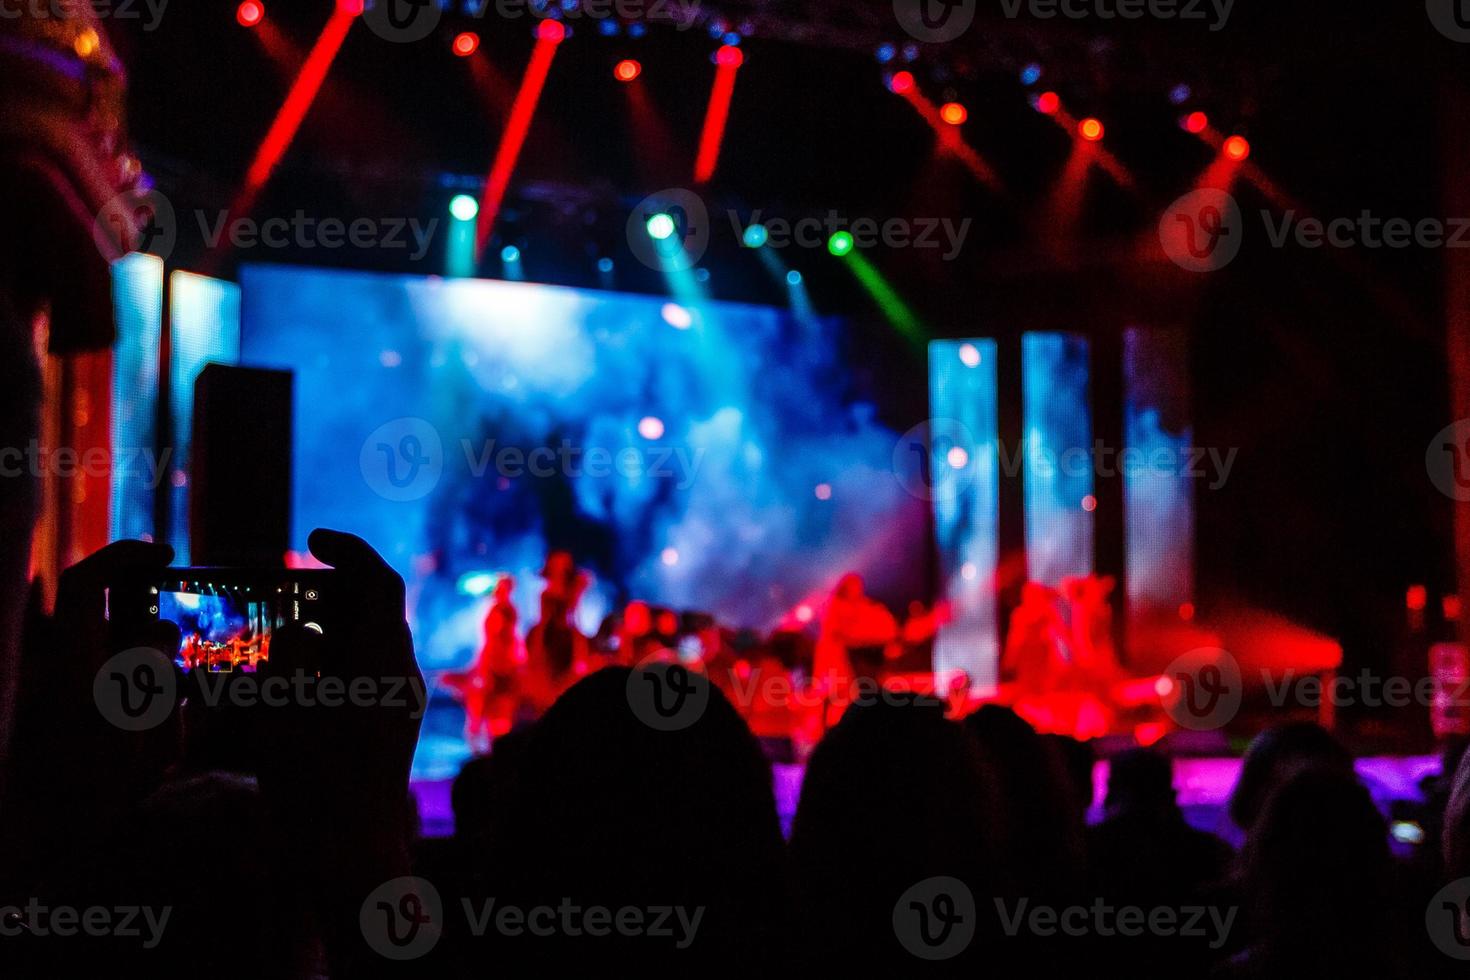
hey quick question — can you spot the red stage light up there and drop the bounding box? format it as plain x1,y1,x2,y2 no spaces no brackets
888,70,916,95
237,1,263,27
1407,584,1428,612
1182,110,1208,134
614,58,642,82
336,0,363,14
715,44,744,67
536,19,565,42
1035,90,1060,115
1081,494,1097,512
452,32,479,57
1079,117,1104,141
1224,134,1251,160
940,102,968,126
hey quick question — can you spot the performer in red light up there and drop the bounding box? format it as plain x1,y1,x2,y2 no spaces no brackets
1002,582,1071,698
524,551,591,712
615,599,666,666
1062,574,1123,690
815,573,897,724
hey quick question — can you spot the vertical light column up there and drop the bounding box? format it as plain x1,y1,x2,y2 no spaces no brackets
1022,332,1094,587
928,339,1000,693
1123,327,1194,617
110,253,164,542
168,272,242,563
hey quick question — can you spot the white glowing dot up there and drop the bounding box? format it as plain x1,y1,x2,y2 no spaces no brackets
1081,494,1097,512
958,343,981,367
947,446,969,469
795,604,814,623
814,483,832,500
961,562,977,581
379,350,402,368
661,303,693,329
638,416,665,440
660,547,679,566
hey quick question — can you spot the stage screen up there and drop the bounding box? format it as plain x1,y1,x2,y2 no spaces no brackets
239,265,925,670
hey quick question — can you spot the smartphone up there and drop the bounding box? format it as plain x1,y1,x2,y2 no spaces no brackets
136,569,333,673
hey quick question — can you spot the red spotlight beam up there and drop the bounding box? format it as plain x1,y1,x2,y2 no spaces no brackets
475,21,566,255
693,46,743,185
1038,103,1136,191
205,2,357,271
895,87,1002,191
238,3,357,212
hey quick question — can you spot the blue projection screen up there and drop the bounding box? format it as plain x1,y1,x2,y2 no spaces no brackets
1022,332,1094,588
239,265,924,668
926,340,1000,693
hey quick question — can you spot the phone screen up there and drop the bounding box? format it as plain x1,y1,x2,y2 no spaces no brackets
149,572,327,672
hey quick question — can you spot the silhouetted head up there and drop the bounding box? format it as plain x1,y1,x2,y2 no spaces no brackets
499,667,787,964
1242,767,1392,966
1103,748,1175,820
790,693,991,967
1228,722,1352,832
963,705,1085,897
1043,733,1096,815
493,576,515,602
452,725,533,848
834,572,864,601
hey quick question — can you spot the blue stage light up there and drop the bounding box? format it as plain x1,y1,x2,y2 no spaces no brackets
742,223,768,248
449,194,479,222
501,245,521,263
722,32,741,46
598,19,619,35
876,43,896,64
1169,83,1191,105
597,257,614,273
646,212,677,241
786,270,802,286
1020,62,1042,85
628,22,645,37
